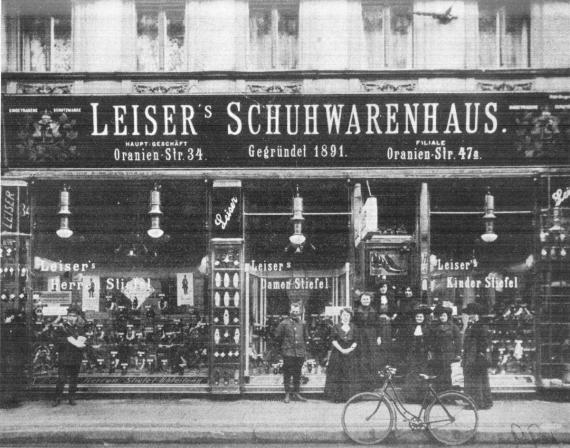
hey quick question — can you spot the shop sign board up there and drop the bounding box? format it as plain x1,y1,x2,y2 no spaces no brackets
2,93,569,169
35,291,72,316
1,185,29,234
211,186,242,238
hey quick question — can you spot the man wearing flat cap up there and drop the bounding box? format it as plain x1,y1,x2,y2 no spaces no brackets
51,305,87,406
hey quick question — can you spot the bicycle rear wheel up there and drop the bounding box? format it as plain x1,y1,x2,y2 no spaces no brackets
425,390,478,446
342,392,395,445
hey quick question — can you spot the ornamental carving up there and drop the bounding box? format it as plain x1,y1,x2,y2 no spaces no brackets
477,81,533,91
133,83,192,94
247,83,302,94
18,83,73,94
514,106,570,159
14,110,79,162
360,81,416,92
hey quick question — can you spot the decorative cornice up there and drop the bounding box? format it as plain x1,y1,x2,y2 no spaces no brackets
17,83,73,94
3,68,570,81
477,81,534,91
247,82,302,93
133,83,193,94
360,80,416,92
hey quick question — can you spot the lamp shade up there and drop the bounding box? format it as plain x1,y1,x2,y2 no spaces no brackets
56,216,73,238
147,184,164,238
56,185,73,238
289,186,307,246
147,215,164,238
481,220,498,243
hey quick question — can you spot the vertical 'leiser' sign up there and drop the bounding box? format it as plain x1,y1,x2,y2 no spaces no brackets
211,187,242,239
1,187,19,233
1,186,30,234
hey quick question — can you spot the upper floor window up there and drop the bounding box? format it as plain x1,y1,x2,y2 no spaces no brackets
362,1,413,69
4,11,71,72
136,0,185,71
249,0,299,70
478,0,530,68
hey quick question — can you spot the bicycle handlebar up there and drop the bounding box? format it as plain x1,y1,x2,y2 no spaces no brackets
378,366,397,378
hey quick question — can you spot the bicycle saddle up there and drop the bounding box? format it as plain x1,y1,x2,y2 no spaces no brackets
418,373,438,381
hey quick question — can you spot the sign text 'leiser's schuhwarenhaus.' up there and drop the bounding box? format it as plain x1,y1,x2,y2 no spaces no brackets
3,93,569,168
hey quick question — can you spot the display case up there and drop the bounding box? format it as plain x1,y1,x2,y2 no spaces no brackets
1,185,30,318
210,240,244,392
536,206,570,388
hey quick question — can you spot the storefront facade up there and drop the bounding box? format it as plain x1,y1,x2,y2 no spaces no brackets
1,0,570,395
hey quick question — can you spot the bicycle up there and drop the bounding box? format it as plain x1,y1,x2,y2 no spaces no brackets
342,366,478,446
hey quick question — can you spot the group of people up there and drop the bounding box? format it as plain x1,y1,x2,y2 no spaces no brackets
275,289,493,411
3,292,493,409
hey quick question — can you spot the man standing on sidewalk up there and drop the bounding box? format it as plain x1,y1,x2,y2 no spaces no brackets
275,302,309,403
51,305,87,407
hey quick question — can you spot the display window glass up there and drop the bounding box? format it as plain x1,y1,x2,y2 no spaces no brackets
243,181,350,386
430,179,535,377
30,180,209,385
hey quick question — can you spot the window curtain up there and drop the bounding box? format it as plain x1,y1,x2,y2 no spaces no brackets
185,0,248,71
4,16,21,71
503,5,528,68
478,3,496,67
362,4,384,69
72,0,136,71
299,0,364,70
248,8,273,70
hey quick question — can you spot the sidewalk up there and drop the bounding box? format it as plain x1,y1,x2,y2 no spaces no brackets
0,397,569,445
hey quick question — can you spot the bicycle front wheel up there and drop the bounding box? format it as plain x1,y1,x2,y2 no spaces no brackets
342,392,395,445
425,390,478,446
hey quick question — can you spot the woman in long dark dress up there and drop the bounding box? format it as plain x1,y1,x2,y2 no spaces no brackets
462,303,493,409
353,292,384,391
429,305,461,392
324,308,359,402
402,306,431,402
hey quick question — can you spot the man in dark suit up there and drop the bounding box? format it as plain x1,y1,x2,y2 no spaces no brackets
275,302,309,403
52,305,86,406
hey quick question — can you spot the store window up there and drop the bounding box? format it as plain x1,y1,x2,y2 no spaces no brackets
136,0,186,71
478,0,530,68
362,0,413,69
3,2,72,72
430,179,536,378
248,0,299,70
244,181,350,385
30,181,209,384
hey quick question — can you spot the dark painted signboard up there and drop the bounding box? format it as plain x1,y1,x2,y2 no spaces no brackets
1,185,29,234
211,186,242,239
2,93,569,168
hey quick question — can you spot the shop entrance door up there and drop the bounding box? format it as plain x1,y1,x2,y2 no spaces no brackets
243,263,350,392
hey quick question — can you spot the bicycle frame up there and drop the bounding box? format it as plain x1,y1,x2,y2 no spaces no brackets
376,375,452,426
